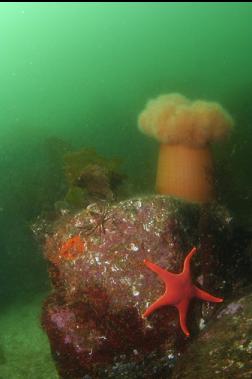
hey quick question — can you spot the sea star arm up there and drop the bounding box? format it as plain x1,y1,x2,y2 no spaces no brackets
183,246,197,274
143,294,168,318
177,299,190,336
143,259,174,282
194,286,223,303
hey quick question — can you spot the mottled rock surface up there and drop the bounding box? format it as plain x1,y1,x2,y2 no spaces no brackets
41,195,233,378
171,291,252,379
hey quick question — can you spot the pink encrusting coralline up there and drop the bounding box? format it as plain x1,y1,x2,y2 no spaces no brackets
138,94,234,203
41,196,229,378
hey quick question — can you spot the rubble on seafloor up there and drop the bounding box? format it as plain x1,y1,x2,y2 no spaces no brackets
34,194,252,379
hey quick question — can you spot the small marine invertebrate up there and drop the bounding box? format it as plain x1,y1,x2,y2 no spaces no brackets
59,235,85,261
143,247,223,336
138,93,234,203
80,202,114,237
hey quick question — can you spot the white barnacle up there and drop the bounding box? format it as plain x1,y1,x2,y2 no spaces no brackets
129,243,139,252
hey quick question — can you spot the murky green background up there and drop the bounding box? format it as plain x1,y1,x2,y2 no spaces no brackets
0,3,251,377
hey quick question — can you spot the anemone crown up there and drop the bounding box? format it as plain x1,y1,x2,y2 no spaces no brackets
138,93,234,147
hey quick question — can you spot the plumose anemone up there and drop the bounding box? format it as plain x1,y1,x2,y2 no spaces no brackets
138,93,234,203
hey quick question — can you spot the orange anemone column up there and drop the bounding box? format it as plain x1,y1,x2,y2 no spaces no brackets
156,144,215,203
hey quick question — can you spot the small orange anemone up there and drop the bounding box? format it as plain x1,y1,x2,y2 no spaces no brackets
59,235,85,261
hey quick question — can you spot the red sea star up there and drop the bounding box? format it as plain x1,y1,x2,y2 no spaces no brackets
143,247,223,336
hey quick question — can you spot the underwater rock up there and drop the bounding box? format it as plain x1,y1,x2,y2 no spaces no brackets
171,291,252,379
42,195,233,378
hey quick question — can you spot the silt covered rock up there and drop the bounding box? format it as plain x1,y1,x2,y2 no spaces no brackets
171,291,252,379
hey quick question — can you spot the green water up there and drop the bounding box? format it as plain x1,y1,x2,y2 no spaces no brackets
0,3,252,378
